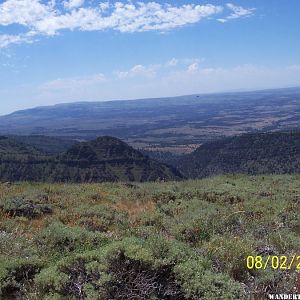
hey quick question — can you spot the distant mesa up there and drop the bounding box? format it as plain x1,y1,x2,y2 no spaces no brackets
1,87,300,153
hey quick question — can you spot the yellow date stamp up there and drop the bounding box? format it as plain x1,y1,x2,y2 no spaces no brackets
246,255,300,270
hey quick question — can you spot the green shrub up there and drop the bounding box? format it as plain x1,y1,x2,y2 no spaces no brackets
252,267,297,298
268,229,300,252
35,238,188,299
0,196,52,219
144,235,195,266
204,235,255,281
35,222,106,256
35,236,246,299
152,190,177,205
76,204,128,232
138,209,166,230
36,253,109,300
174,218,212,245
174,259,244,299
158,198,188,217
0,230,35,257
0,257,42,298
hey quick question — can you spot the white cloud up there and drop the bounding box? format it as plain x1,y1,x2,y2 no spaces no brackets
218,3,255,23
0,34,23,48
182,57,205,65
0,0,55,27
40,73,105,90
64,0,85,10
166,58,178,67
159,64,300,96
117,58,207,79
187,62,199,72
99,1,109,12
0,1,254,48
28,62,300,108
116,64,157,79
226,3,255,19
0,32,36,48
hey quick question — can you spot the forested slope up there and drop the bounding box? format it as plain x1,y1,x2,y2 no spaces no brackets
0,136,182,182
177,131,300,178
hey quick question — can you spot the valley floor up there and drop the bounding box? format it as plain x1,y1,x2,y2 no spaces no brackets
0,175,299,299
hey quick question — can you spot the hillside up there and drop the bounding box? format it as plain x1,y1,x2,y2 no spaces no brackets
0,136,182,182
10,135,78,154
176,131,300,178
0,175,298,299
3,131,300,181
1,87,300,153
0,136,44,157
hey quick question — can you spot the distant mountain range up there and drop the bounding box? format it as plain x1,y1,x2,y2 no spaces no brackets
0,136,182,182
1,87,300,153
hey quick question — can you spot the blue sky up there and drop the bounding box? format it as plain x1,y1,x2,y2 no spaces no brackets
0,0,300,115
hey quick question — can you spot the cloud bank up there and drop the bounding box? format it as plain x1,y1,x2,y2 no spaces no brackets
34,60,300,106
0,0,255,48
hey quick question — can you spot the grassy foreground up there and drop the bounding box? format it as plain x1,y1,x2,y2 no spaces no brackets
0,175,299,299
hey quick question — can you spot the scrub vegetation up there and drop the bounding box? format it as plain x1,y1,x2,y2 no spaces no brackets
0,175,299,299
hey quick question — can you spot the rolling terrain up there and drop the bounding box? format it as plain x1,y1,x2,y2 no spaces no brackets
1,87,300,153
10,135,78,154
0,136,182,182
174,131,300,178
2,130,300,181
